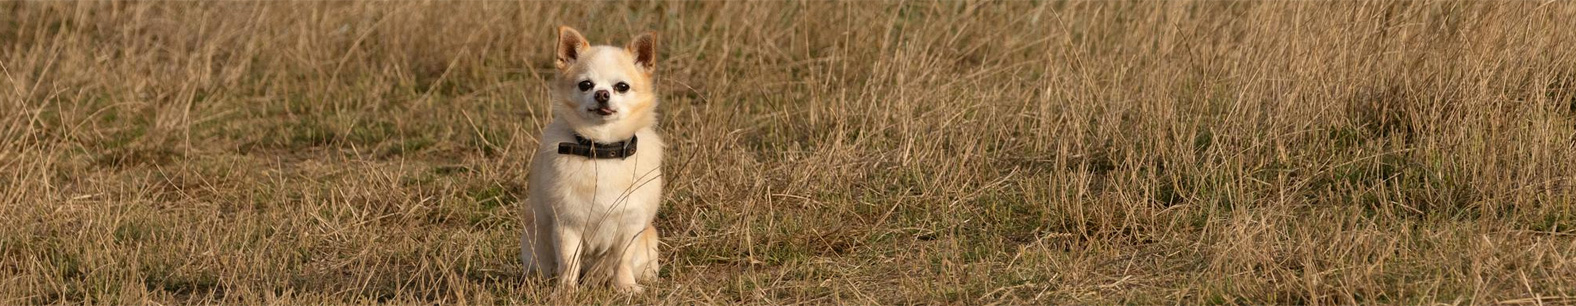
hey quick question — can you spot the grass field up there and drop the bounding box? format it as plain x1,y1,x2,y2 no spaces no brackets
3,1,1576,304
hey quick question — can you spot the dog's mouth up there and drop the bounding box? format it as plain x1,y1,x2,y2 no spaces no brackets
589,107,617,116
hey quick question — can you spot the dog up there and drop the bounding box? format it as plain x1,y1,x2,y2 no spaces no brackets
521,26,662,293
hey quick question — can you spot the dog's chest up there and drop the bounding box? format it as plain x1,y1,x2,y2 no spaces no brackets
527,123,664,229
543,145,662,211
555,157,649,197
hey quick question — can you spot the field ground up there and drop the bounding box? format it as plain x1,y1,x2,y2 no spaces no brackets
3,1,1576,305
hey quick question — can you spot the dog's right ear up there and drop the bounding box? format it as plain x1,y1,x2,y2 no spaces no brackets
626,32,657,74
556,26,590,71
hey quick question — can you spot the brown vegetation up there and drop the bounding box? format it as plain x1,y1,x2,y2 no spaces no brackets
2,1,1574,304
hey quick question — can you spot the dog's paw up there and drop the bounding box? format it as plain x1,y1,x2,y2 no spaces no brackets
614,283,645,294
555,280,580,293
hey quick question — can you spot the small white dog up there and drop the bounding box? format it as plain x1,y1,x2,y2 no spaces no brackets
522,26,662,293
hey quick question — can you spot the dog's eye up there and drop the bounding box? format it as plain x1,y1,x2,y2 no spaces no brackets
614,82,630,93
577,81,594,91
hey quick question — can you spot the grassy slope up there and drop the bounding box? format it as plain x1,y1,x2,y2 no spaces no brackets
2,1,1575,304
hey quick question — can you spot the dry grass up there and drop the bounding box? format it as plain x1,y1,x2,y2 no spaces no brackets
3,1,1575,304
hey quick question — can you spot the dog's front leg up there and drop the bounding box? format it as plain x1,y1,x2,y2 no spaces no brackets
610,230,644,293
552,228,584,289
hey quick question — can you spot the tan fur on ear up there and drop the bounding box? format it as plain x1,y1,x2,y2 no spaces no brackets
626,32,657,73
556,26,590,71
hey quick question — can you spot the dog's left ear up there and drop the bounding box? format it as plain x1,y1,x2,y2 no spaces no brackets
626,32,657,74
556,26,590,71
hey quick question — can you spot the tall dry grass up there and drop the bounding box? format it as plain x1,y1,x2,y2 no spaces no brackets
2,1,1575,304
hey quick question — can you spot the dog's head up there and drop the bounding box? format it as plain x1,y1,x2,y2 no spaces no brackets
552,26,657,129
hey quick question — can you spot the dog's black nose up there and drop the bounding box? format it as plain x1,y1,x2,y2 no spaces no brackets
594,90,610,103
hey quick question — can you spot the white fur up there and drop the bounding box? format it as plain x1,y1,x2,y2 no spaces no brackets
522,27,662,293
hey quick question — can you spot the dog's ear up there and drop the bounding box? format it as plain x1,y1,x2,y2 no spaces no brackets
556,26,590,71
626,32,657,74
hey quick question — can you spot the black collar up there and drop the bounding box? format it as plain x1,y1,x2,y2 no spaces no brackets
557,134,638,159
